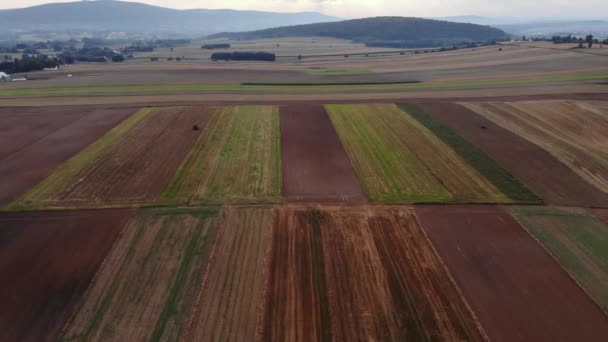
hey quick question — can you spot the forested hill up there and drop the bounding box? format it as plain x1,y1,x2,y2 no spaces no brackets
208,17,509,48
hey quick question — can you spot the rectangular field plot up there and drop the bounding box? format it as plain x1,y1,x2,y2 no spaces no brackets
326,104,451,203
280,104,365,203
462,100,608,194
416,205,608,341
61,207,220,341
419,102,608,206
162,106,281,204
0,107,135,207
185,206,273,341
260,206,485,341
0,209,133,342
511,206,608,314
8,107,212,209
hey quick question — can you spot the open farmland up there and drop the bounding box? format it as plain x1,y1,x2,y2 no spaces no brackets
417,102,608,206
0,107,135,207
462,100,608,193
262,206,486,341
184,206,273,341
162,106,281,204
0,209,133,342
326,104,450,203
61,207,220,341
280,104,365,203
399,103,539,202
416,205,608,341
511,206,608,314
7,107,212,209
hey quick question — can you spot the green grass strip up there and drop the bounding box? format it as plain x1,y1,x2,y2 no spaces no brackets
398,103,540,203
5,108,155,210
1,74,606,97
306,69,375,76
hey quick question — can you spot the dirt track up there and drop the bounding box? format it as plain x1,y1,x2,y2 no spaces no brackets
416,205,608,342
280,104,366,203
0,209,133,342
418,102,608,207
0,107,135,206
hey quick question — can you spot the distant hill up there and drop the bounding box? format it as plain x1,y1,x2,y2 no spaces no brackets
0,0,339,34
208,17,509,48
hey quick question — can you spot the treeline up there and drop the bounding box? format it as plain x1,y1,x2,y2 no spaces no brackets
550,35,604,48
59,47,125,63
211,52,275,61
202,44,231,49
208,17,509,49
0,54,60,74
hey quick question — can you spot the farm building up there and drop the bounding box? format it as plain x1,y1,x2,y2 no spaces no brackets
0,72,11,82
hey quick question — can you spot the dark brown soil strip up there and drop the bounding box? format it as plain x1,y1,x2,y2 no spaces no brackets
417,102,608,207
416,205,608,341
280,104,366,203
0,108,135,207
0,209,134,342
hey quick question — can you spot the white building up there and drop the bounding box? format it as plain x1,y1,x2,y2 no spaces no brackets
0,72,11,82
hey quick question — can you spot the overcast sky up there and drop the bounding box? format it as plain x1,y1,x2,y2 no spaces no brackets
2,0,607,19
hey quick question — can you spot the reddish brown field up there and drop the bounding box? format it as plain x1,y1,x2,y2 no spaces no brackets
590,209,608,223
0,209,133,342
0,107,135,206
416,205,608,341
48,107,213,206
261,206,485,341
280,105,366,203
417,102,608,207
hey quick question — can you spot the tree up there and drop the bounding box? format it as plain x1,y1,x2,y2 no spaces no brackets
522,35,526,41
586,35,594,48
578,42,584,48
112,55,125,62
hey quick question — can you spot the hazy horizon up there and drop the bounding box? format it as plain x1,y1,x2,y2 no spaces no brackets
1,0,607,20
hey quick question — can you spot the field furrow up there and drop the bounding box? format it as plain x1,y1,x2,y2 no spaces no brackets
61,207,220,341
326,104,451,203
511,206,608,314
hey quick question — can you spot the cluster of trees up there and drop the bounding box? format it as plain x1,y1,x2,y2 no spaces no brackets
551,34,601,47
211,52,275,61
0,54,60,74
59,47,124,63
201,43,231,49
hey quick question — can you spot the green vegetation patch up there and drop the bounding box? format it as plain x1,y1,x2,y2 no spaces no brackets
326,103,451,203
307,69,375,76
511,206,608,314
399,103,540,203
5,108,155,211
162,105,281,204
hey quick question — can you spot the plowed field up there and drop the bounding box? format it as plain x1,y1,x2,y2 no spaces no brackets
261,206,485,341
462,100,608,193
0,209,133,342
280,104,365,203
326,104,451,203
9,107,211,209
61,207,220,341
511,206,608,314
416,205,608,341
418,102,608,206
0,107,134,207
163,105,281,204
185,206,273,341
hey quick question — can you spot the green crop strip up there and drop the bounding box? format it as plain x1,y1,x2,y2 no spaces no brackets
1,74,606,97
399,103,540,203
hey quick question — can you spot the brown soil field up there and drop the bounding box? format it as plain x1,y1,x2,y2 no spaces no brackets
590,208,608,223
462,100,608,193
280,104,366,203
62,207,220,341
416,205,608,341
44,107,213,207
0,107,135,207
0,209,133,342
417,102,608,206
0,106,82,159
261,206,486,341
184,206,273,341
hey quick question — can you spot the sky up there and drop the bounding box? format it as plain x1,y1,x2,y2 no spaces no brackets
1,0,607,19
